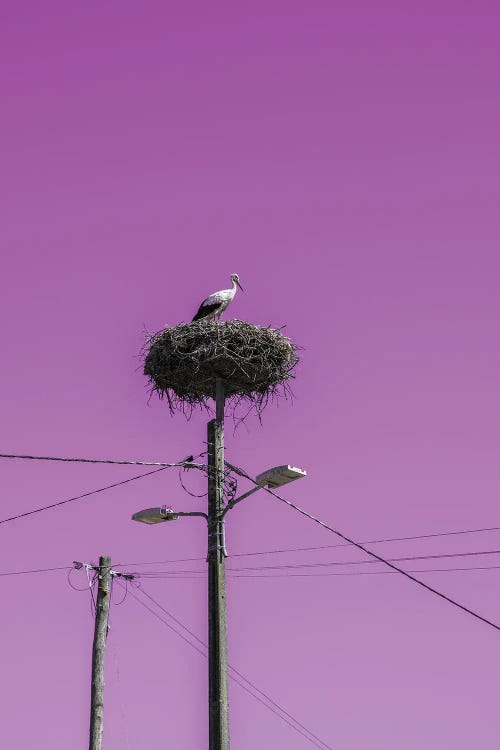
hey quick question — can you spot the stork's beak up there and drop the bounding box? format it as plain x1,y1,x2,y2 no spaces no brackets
236,279,244,292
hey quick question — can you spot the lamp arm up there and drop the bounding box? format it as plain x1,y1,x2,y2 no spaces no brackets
175,511,208,520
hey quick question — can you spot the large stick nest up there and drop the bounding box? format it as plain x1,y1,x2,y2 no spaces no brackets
144,320,299,418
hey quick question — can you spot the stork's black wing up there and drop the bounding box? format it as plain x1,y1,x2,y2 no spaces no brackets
192,302,220,322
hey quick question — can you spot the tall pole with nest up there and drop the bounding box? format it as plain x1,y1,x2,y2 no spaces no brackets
207,378,230,750
142,320,301,748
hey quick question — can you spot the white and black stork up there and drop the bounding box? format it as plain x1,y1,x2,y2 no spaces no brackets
191,274,244,322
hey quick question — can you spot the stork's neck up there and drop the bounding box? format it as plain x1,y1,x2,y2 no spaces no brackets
231,278,237,293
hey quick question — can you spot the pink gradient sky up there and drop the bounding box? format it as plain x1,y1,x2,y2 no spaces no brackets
1,1,500,747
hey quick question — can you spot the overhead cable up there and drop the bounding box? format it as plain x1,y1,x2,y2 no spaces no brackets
227,463,500,633
114,528,500,566
119,548,500,577
224,548,500,573
0,466,169,526
224,564,500,578
0,565,72,577
0,452,205,527
120,581,333,750
123,563,500,579
228,525,500,557
266,486,500,631
5,561,500,580
0,452,199,468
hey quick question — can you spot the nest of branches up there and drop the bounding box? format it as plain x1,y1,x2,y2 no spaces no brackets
143,320,299,418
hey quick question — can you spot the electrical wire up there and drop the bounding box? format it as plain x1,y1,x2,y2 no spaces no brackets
0,466,170,526
224,564,500,578
91,539,500,569
118,581,333,750
266,487,500,631
0,452,201,468
0,450,209,526
227,463,500,633
3,447,499,556
116,548,500,578
113,556,204,567
4,562,500,581
137,584,333,750
124,584,328,748
119,580,208,655
112,577,129,606
0,565,71,577
223,548,500,574
114,526,500,568
122,563,500,579
67,567,95,591
89,571,98,616
178,465,208,498
228,525,500,557
135,587,332,749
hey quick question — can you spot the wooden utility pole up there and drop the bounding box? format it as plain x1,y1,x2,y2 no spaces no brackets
89,556,112,750
207,379,230,750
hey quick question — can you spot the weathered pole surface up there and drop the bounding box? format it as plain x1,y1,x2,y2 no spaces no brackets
89,556,112,750
207,378,230,750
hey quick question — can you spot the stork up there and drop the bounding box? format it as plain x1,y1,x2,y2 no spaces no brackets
191,273,244,322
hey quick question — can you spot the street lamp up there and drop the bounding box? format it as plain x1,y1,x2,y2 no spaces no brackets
131,506,207,524
255,464,307,488
131,465,307,524
131,506,178,524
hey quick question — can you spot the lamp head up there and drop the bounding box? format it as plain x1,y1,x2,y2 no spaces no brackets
131,506,179,524
255,465,307,489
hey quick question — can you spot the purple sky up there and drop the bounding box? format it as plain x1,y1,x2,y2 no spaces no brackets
2,1,500,747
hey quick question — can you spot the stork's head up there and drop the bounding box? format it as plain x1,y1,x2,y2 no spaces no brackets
231,273,244,291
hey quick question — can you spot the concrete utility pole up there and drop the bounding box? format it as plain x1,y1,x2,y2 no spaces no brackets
207,379,230,750
89,556,112,750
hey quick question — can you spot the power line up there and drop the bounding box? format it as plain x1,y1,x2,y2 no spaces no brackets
226,463,500,633
0,565,71,577
0,451,208,527
114,556,204,567
116,548,500,577
3,560,500,581
0,466,169,526
123,563,500,579
6,450,500,554
4,448,500,558
225,548,500,573
267,487,500,631
136,586,333,750
121,581,208,655
129,586,329,749
119,581,333,750
228,525,500,557
225,564,500,578
114,526,500,568
0,452,201,468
